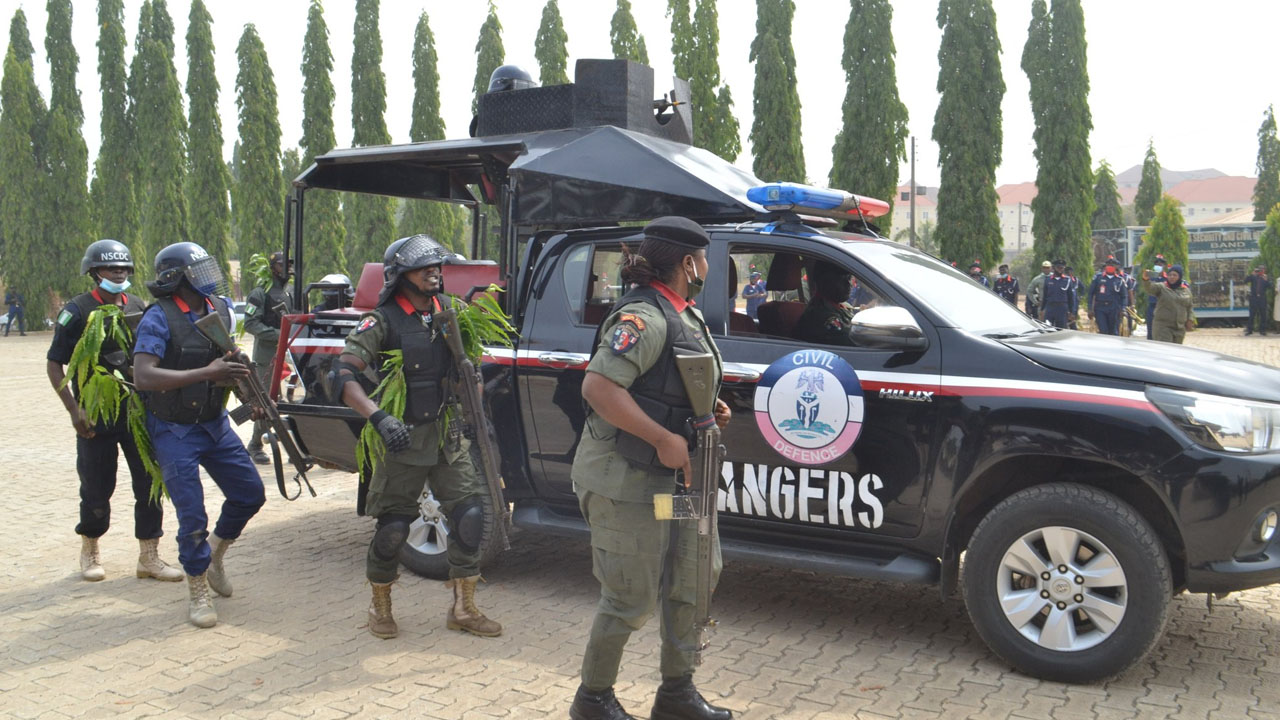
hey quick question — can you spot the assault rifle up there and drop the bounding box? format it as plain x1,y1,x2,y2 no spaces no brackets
433,307,511,550
653,348,724,665
194,312,315,501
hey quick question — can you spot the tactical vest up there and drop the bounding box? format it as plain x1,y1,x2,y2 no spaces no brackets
253,281,293,337
68,291,145,380
377,296,451,424
593,285,721,472
146,296,233,424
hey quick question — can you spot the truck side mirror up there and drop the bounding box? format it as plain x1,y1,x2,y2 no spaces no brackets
850,306,928,352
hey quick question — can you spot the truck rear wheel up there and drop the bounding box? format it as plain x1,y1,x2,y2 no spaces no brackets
398,446,506,579
962,483,1172,683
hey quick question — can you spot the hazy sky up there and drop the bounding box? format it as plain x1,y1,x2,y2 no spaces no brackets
10,0,1279,190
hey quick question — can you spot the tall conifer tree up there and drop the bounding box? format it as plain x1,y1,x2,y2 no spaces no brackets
933,0,1004,269
668,0,694,79
611,0,649,65
1253,106,1280,220
691,0,739,161
233,25,283,293
830,0,908,233
8,10,46,154
472,2,504,115
185,0,231,279
535,0,569,86
347,0,395,276
399,11,467,254
1091,161,1123,231
300,0,346,284
1023,0,1093,272
90,0,136,246
1,27,52,319
129,0,188,280
1134,141,1162,226
750,0,804,182
44,0,91,297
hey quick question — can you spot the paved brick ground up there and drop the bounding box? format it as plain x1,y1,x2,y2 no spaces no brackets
2,329,1279,719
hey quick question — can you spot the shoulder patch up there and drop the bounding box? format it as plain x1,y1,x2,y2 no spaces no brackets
356,316,378,334
57,309,73,326
825,315,845,332
617,313,646,331
609,322,642,355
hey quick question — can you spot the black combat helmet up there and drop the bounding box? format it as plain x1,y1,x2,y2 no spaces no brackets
148,241,225,298
80,239,134,275
487,64,538,93
378,234,455,305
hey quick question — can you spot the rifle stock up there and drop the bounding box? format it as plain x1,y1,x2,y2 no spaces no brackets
433,307,511,550
193,312,315,500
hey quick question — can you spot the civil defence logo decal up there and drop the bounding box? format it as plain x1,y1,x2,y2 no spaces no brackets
754,349,864,464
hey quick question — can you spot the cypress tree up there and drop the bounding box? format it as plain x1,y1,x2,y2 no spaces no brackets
933,0,1004,270
299,0,346,284
534,0,569,86
347,0,396,276
691,0,739,161
185,0,231,280
398,11,467,255
668,0,694,80
749,0,804,183
1253,106,1280,221
281,147,302,184
44,0,92,298
472,2,504,115
129,0,189,281
611,0,649,65
1134,195,1188,280
233,24,284,292
830,0,908,233
1023,0,1093,272
1,42,52,321
1134,141,1162,226
1091,161,1123,231
90,0,137,247
8,10,46,153
1253,204,1280,285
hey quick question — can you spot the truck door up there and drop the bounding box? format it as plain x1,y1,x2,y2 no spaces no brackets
708,236,942,540
516,236,640,502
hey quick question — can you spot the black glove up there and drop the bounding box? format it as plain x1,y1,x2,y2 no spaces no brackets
370,410,411,453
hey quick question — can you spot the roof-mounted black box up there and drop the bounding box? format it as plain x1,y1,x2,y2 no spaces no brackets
475,58,692,145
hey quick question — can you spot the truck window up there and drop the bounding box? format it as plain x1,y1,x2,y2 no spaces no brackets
581,246,624,327
728,247,889,346
561,245,589,323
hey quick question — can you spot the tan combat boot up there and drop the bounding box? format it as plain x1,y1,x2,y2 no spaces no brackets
136,538,183,581
368,581,398,639
445,575,502,637
80,536,105,581
186,573,217,628
206,534,234,597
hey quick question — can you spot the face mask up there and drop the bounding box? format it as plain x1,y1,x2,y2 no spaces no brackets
998,273,1008,279
684,261,705,301
98,277,131,294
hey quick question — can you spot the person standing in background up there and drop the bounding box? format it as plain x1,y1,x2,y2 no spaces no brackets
5,287,26,336
993,264,1019,305
1246,265,1269,336
1027,260,1050,319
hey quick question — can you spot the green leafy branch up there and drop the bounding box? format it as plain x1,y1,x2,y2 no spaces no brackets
355,349,406,481
246,252,272,290
451,285,516,362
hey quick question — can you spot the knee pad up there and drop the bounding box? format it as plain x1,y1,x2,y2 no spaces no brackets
449,499,486,553
372,515,413,561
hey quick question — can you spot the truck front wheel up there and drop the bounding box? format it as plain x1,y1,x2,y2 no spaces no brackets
962,483,1172,683
398,447,506,579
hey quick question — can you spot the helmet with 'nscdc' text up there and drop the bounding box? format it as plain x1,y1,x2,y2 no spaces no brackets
378,234,457,305
81,239,134,275
147,242,226,298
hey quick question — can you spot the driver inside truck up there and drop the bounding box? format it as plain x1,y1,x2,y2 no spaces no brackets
793,261,870,346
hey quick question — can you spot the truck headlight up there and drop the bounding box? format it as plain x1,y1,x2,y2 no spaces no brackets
1147,387,1280,453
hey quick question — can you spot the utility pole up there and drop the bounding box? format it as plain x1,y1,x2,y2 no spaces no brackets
909,136,916,246
1017,201,1024,251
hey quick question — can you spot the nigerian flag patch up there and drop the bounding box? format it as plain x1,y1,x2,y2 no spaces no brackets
57,310,73,326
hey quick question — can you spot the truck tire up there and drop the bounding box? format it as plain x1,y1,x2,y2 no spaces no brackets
398,446,506,579
962,483,1172,683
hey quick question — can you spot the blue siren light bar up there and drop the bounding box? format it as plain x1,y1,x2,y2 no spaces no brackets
747,182,891,220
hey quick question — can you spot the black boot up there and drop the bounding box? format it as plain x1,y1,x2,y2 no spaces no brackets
650,676,732,720
570,685,636,720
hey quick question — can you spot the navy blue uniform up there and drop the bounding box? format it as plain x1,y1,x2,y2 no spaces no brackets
134,296,264,576
1247,273,1270,335
1042,274,1076,328
994,275,1020,305
1088,273,1129,335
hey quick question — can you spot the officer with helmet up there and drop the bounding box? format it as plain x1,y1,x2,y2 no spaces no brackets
243,251,295,465
331,235,502,640
46,240,182,584
311,273,354,313
132,242,266,629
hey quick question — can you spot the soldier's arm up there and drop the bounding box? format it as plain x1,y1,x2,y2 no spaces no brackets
583,371,691,480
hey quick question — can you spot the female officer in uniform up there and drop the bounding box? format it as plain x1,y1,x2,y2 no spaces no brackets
569,217,733,720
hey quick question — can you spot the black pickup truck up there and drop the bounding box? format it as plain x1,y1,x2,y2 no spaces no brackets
268,60,1280,683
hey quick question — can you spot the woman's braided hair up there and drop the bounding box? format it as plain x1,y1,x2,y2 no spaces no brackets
619,237,689,287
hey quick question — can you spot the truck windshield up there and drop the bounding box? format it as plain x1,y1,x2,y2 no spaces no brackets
841,239,1042,336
